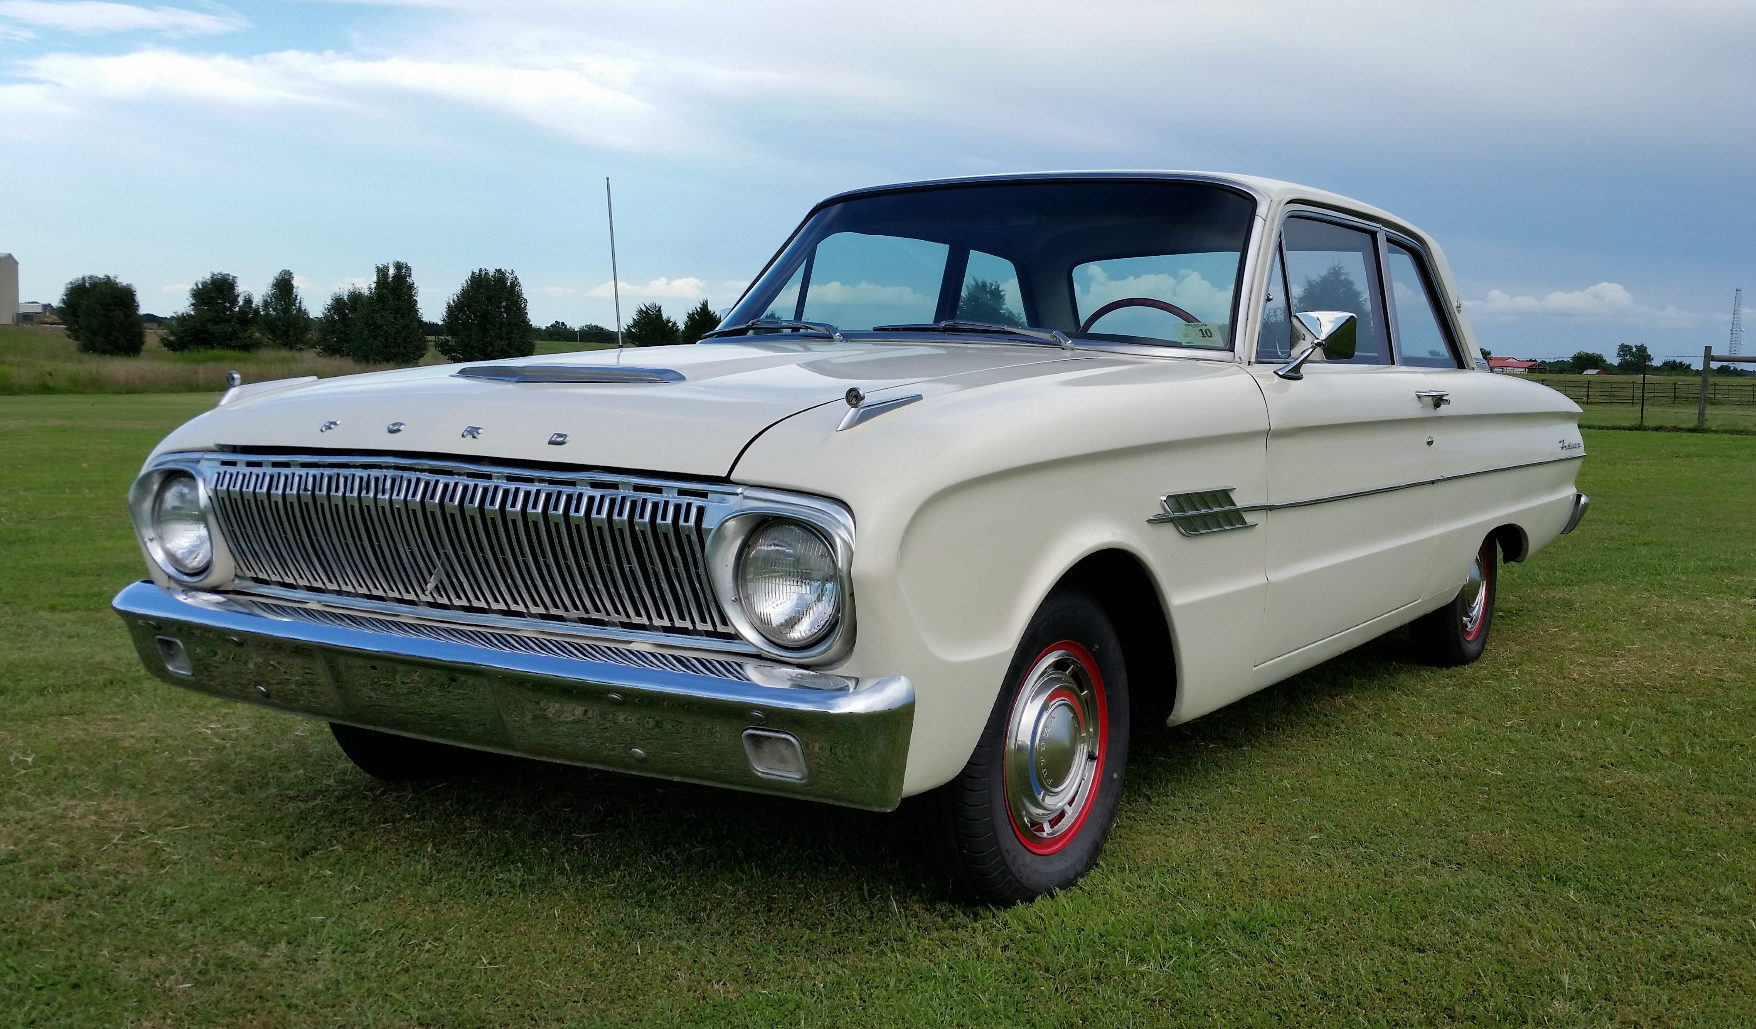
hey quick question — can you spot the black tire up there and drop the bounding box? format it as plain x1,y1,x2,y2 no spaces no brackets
923,587,1131,905
1410,537,1498,667
329,723,498,781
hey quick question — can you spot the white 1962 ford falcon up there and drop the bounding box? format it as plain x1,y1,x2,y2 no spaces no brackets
114,173,1588,903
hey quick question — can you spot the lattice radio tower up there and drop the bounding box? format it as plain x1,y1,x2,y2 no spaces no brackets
1732,289,1744,357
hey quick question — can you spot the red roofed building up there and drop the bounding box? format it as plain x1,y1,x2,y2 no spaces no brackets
1488,357,1538,374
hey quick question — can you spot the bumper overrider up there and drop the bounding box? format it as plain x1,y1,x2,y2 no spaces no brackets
113,582,915,810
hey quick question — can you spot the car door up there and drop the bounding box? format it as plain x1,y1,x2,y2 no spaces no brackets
1380,235,1573,598
1250,214,1440,664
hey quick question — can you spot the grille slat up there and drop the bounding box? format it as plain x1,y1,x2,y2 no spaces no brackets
207,458,738,640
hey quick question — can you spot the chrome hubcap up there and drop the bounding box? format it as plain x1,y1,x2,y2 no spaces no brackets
1460,548,1488,639
1004,645,1105,853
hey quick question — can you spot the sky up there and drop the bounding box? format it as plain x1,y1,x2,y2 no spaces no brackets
2,0,1753,363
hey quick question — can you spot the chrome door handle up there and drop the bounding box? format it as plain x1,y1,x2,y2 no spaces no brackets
1415,390,1451,409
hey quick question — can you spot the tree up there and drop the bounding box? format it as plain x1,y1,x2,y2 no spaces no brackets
578,323,617,345
162,272,257,352
317,284,375,356
59,275,145,356
623,302,680,347
679,299,721,343
316,288,370,358
258,270,313,350
1295,262,1374,344
438,268,534,362
535,320,577,343
1656,359,1693,374
362,261,427,365
1615,342,1652,374
958,279,1022,326
1296,263,1366,315
1569,350,1607,373
1479,347,1493,359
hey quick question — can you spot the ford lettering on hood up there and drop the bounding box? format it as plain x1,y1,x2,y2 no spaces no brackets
148,340,1078,477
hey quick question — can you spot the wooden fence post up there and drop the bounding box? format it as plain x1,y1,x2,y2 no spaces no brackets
1698,346,1712,428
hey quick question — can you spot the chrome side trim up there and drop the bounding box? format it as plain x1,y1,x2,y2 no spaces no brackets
1244,453,1586,514
1150,454,1586,533
1147,488,1255,535
1560,492,1590,534
114,582,914,811
837,394,923,430
456,365,686,384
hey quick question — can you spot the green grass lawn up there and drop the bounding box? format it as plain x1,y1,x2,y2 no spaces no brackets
2,395,1752,1026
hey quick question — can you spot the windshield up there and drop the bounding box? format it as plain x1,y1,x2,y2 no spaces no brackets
724,180,1257,350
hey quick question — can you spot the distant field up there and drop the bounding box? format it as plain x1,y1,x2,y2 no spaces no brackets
0,326,616,395
10,325,1752,431
1519,371,1756,432
2,394,1752,1026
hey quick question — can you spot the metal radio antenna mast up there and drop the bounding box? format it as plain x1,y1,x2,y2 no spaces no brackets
606,177,624,348
1731,288,1744,358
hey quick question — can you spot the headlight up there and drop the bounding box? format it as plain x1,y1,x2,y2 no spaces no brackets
736,520,841,648
150,472,212,576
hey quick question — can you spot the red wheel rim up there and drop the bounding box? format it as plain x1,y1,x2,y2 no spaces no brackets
1001,640,1109,855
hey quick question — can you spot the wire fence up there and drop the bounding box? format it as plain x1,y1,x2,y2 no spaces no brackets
1536,377,1756,406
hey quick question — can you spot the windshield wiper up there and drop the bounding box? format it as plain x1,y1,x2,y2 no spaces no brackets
871,320,1073,351
701,318,843,341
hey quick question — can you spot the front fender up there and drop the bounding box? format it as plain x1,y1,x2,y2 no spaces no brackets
732,354,1269,793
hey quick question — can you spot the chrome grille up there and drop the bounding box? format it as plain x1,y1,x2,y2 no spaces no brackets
239,598,752,680
204,457,739,639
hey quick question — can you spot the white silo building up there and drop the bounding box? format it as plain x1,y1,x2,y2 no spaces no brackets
0,254,17,326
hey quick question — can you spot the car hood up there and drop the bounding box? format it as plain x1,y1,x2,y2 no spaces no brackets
151,341,1084,477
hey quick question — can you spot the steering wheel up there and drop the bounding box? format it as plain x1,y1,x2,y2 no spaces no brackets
1079,297,1200,333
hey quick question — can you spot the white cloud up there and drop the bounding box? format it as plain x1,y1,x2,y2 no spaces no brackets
1465,282,1702,326
159,282,187,293
805,281,927,307
5,47,669,148
1076,267,1235,326
0,1,246,37
586,276,706,299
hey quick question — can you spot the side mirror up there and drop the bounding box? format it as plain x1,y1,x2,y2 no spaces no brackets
1274,311,1358,380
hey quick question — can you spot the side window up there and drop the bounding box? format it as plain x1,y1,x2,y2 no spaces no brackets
956,250,1025,326
1386,243,1463,369
1256,245,1291,361
1280,217,1388,365
773,232,948,328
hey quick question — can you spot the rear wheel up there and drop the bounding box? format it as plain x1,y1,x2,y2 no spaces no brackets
329,723,497,781
1410,537,1497,666
924,588,1130,904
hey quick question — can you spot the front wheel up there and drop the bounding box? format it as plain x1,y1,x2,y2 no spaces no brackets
924,588,1130,904
1410,537,1498,666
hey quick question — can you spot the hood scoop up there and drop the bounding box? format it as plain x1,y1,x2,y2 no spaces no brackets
456,364,686,384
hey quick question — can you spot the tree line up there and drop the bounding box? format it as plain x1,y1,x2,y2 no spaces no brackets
56,269,728,363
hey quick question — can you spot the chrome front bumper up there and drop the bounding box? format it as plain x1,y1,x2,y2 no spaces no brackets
112,582,915,810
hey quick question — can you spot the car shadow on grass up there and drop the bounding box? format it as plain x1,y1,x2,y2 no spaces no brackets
231,628,1435,911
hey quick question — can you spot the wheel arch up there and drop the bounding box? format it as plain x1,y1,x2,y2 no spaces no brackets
1489,522,1529,563
1052,548,1179,728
